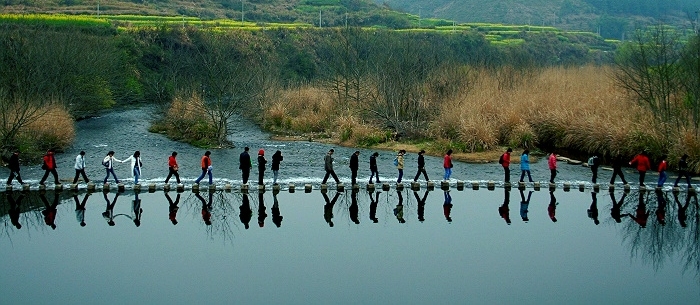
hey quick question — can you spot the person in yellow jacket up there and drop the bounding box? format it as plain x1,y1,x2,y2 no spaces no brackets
396,150,405,183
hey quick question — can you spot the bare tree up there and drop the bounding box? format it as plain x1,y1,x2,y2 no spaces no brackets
614,24,684,134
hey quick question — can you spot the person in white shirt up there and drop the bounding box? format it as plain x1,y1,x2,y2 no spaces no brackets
73,151,90,184
123,151,143,184
102,151,123,184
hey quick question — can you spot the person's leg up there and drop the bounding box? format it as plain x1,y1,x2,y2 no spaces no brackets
165,168,173,183
73,170,80,184
519,170,525,182
351,170,357,185
422,169,429,181
322,171,330,184
550,169,556,183
527,170,533,182
273,170,279,184
258,170,264,185
331,171,340,184
51,169,59,184
207,169,213,185
80,169,89,183
174,170,180,184
592,167,598,184
369,171,374,184
39,170,50,184
610,171,618,184
195,169,206,184
659,171,667,186
504,167,510,182
104,169,110,184
397,169,403,183
111,168,120,184
639,171,646,185
376,170,381,183
136,167,141,184
685,172,692,187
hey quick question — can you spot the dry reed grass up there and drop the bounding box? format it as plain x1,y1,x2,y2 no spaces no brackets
18,103,75,157
262,66,700,170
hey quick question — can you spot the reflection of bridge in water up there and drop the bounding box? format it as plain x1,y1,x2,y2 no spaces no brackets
2,181,700,285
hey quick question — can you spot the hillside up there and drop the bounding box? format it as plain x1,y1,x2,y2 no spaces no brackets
378,0,697,38
0,0,416,28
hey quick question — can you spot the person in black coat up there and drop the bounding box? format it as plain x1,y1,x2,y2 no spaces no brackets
6,150,24,185
413,150,429,182
369,152,380,184
239,147,252,184
271,150,283,185
257,149,267,186
349,151,360,185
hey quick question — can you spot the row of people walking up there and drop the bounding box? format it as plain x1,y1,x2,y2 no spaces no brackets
500,149,695,188
5,147,696,188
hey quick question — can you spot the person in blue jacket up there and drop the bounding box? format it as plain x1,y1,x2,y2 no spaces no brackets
519,149,534,182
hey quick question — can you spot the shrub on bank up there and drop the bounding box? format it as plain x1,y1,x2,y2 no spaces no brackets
15,104,75,161
149,92,219,148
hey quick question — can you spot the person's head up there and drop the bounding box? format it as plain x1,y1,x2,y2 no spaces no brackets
329,149,334,154
134,151,140,158
12,150,19,156
446,149,453,155
354,151,360,155
419,150,425,155
522,149,529,155
258,149,264,156
80,151,85,156
507,148,513,153
204,151,211,157
275,150,281,156
171,151,177,157
399,150,406,155
661,154,667,160
373,152,379,157
642,149,648,155
244,147,250,152
107,151,115,157
682,154,689,160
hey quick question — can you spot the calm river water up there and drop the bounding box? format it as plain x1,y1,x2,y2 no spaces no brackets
0,108,698,304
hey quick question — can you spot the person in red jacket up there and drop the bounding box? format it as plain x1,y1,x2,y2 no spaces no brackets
500,148,512,183
39,149,60,185
657,155,668,188
629,150,651,186
164,151,180,184
548,151,557,183
443,149,453,181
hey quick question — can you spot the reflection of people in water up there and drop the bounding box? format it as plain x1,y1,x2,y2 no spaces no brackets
40,192,59,230
272,192,283,228
548,191,558,223
414,190,429,222
258,192,267,228
73,193,90,227
196,192,213,226
165,193,180,225
395,190,406,223
655,190,667,226
349,189,360,224
102,192,119,226
443,190,452,223
587,192,599,225
240,193,253,229
7,192,24,229
674,192,695,228
323,192,341,227
627,192,650,228
610,192,628,223
499,189,511,225
519,189,532,222
132,193,143,227
369,191,380,223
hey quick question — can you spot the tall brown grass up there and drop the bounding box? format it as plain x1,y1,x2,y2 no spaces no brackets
150,91,218,148
16,104,75,160
262,66,700,171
